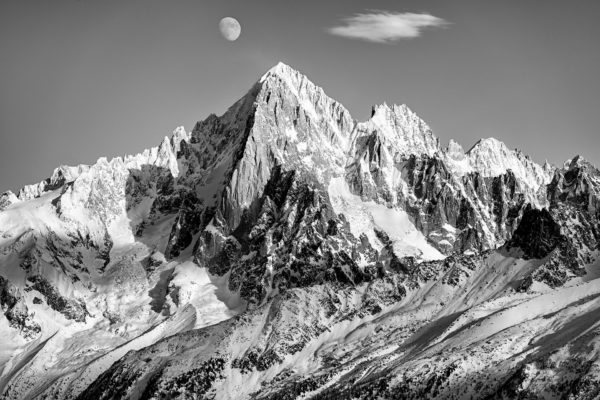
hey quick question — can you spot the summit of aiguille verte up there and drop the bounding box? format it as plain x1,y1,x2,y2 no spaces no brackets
1,63,600,399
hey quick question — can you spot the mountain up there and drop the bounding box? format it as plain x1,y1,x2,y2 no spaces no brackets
1,62,599,400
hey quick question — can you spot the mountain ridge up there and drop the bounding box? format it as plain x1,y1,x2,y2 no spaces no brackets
2,63,560,203
1,62,599,400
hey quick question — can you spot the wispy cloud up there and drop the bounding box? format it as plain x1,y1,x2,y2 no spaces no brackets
328,11,448,43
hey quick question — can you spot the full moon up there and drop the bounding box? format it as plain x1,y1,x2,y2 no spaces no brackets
219,17,241,41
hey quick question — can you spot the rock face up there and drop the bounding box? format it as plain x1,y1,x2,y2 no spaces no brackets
1,62,599,400
506,205,563,259
0,276,40,338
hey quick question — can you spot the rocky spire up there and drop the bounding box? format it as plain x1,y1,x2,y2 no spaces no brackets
354,102,440,158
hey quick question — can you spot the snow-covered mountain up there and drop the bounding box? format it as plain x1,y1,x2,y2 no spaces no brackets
1,62,599,399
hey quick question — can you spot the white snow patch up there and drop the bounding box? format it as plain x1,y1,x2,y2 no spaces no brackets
296,142,308,153
285,127,298,142
328,177,444,261
169,261,244,329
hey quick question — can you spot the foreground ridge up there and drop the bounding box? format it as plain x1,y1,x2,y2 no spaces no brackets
0,62,599,400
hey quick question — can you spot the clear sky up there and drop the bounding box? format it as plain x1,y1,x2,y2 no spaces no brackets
1,0,599,192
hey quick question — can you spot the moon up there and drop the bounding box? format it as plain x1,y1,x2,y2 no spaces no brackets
219,17,241,41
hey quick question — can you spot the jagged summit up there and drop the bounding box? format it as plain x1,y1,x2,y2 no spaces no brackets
565,154,599,172
258,63,551,184
460,136,552,190
356,102,440,158
259,61,297,82
466,137,502,153
6,62,554,201
445,138,466,156
258,62,345,109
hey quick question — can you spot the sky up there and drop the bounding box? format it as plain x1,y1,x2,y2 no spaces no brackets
1,0,599,192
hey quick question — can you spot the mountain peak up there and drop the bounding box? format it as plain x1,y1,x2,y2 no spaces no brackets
261,61,295,78
465,137,552,190
361,102,440,157
466,137,507,154
259,61,308,92
567,154,585,167
565,155,599,175
370,103,416,118
445,139,467,162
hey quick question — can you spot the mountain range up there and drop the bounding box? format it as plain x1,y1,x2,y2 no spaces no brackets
1,62,599,399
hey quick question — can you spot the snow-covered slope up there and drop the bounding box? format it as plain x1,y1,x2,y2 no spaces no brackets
1,62,599,400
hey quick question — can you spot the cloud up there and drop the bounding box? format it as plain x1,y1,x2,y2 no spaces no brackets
328,11,448,43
